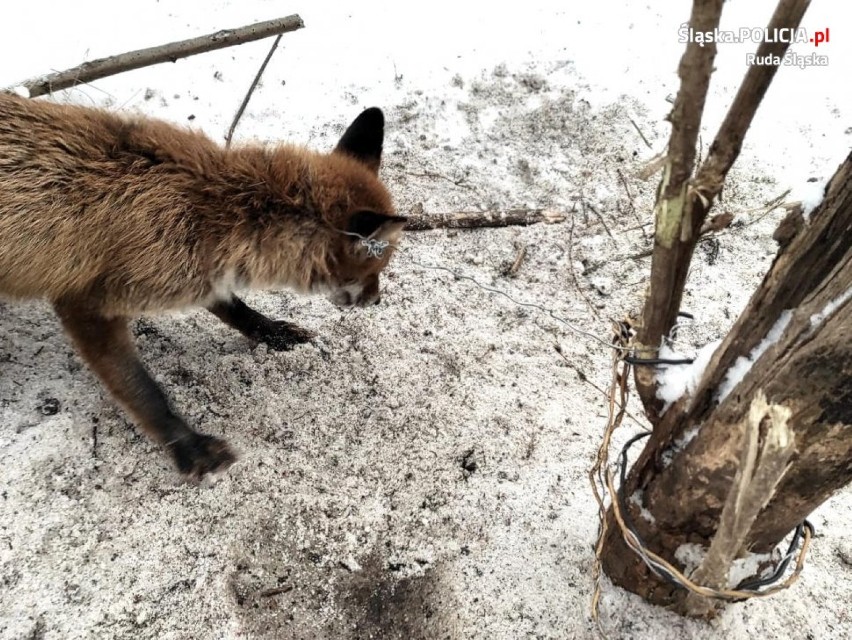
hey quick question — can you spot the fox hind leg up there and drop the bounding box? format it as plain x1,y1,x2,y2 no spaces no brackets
54,301,236,478
207,295,314,351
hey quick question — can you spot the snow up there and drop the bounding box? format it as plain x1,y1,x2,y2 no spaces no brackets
792,178,828,221
660,424,702,469
674,545,775,589
675,543,707,576
810,287,852,328
2,1,852,639
630,490,656,524
717,311,793,403
656,339,721,410
728,552,774,589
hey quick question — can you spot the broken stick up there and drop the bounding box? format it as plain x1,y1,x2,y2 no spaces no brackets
405,208,565,231
681,392,794,617
12,15,304,98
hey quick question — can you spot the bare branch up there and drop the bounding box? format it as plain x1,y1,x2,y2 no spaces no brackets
505,243,528,277
662,0,724,202
634,0,725,416
695,0,812,200
12,15,304,98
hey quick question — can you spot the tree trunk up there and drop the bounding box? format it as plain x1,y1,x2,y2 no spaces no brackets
601,151,852,612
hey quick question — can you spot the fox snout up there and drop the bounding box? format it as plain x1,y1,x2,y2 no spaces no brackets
329,275,381,308
322,210,407,310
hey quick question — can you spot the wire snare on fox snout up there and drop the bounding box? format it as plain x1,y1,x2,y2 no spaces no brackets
337,230,392,259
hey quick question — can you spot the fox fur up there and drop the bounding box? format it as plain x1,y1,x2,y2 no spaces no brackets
0,92,405,477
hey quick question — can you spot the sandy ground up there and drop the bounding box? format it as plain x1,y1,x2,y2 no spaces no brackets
1,1,851,639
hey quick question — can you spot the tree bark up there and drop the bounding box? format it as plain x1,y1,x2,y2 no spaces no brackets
601,151,852,612
11,15,304,98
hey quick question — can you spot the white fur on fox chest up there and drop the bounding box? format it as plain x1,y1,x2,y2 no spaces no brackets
202,268,243,305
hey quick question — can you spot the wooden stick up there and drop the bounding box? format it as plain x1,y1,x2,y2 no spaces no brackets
504,244,528,277
12,15,304,98
583,199,616,242
629,117,653,150
258,585,293,598
404,208,565,231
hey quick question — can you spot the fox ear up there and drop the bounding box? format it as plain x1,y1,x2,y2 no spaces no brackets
335,108,384,174
347,210,407,239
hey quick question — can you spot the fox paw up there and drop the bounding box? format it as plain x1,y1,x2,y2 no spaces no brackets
259,322,315,351
169,433,237,479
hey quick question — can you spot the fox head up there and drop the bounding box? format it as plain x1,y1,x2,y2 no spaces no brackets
315,108,406,308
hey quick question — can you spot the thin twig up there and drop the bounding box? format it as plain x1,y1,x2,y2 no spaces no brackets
583,199,616,243
616,168,642,225
567,208,601,320
743,189,792,227
258,585,294,598
637,151,667,181
553,344,647,430
613,248,653,262
225,33,284,146
629,117,653,149
621,221,654,233
404,170,478,192
504,244,528,277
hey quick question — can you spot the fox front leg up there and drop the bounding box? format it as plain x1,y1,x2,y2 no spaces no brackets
207,295,314,351
54,302,236,478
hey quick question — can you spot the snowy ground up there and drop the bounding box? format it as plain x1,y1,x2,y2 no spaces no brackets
1,1,851,638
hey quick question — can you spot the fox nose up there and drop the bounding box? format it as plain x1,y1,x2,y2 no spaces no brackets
373,296,381,306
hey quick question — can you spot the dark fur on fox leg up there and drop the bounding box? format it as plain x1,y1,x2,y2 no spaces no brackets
55,302,237,478
208,295,315,351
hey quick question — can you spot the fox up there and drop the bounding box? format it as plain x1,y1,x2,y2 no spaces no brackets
0,92,406,479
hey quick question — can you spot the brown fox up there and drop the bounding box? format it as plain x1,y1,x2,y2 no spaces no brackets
0,92,405,478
